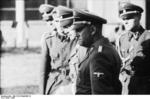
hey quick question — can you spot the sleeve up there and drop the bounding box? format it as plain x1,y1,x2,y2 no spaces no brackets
39,34,51,94
90,52,115,94
131,33,150,71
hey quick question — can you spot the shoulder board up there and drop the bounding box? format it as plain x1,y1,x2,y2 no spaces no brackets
98,45,103,53
143,30,150,39
147,30,150,32
144,30,150,34
42,32,55,39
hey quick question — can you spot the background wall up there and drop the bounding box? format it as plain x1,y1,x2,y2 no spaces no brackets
0,0,148,47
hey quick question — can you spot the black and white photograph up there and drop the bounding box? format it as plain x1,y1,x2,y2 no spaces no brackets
0,0,150,97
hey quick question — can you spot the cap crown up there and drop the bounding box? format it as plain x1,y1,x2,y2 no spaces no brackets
39,4,54,14
119,2,143,18
53,6,74,28
73,9,107,24
53,5,73,19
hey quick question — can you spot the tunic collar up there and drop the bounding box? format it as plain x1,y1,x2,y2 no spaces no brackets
128,26,145,41
92,36,110,48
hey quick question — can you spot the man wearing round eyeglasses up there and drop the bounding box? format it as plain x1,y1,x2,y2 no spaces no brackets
39,5,77,94
69,9,122,94
117,2,150,94
39,4,56,94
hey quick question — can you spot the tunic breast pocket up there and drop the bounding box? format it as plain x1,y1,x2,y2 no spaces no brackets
51,53,60,63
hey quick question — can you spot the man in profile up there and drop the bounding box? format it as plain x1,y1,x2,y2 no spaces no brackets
39,4,77,94
69,9,122,94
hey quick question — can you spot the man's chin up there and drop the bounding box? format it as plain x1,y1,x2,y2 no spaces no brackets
78,40,83,46
125,26,133,31
78,42,89,47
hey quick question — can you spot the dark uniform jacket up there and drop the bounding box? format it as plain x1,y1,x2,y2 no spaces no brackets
118,26,150,94
40,32,77,94
76,37,122,94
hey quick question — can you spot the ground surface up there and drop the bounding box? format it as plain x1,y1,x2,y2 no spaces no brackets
0,47,41,95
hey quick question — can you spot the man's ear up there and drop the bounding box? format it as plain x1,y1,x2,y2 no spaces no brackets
90,25,96,35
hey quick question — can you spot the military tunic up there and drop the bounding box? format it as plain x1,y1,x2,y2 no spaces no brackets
67,44,87,94
117,26,150,94
49,41,87,95
69,44,87,83
76,37,122,94
40,31,77,94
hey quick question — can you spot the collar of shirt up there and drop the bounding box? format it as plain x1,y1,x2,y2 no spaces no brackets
56,33,70,42
92,36,110,49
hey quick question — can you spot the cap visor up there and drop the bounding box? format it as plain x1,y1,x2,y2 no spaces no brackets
120,12,138,19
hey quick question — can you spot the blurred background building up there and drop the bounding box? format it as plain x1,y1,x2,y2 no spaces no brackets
0,0,149,48
0,0,150,95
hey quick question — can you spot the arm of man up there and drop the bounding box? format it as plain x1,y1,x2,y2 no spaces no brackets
131,32,150,73
90,52,119,94
39,35,51,94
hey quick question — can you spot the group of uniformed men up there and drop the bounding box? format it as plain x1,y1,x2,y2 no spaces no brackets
38,2,150,95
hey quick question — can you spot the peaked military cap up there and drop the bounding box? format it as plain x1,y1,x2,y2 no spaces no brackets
119,2,143,19
70,9,107,30
52,5,74,28
39,4,55,21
